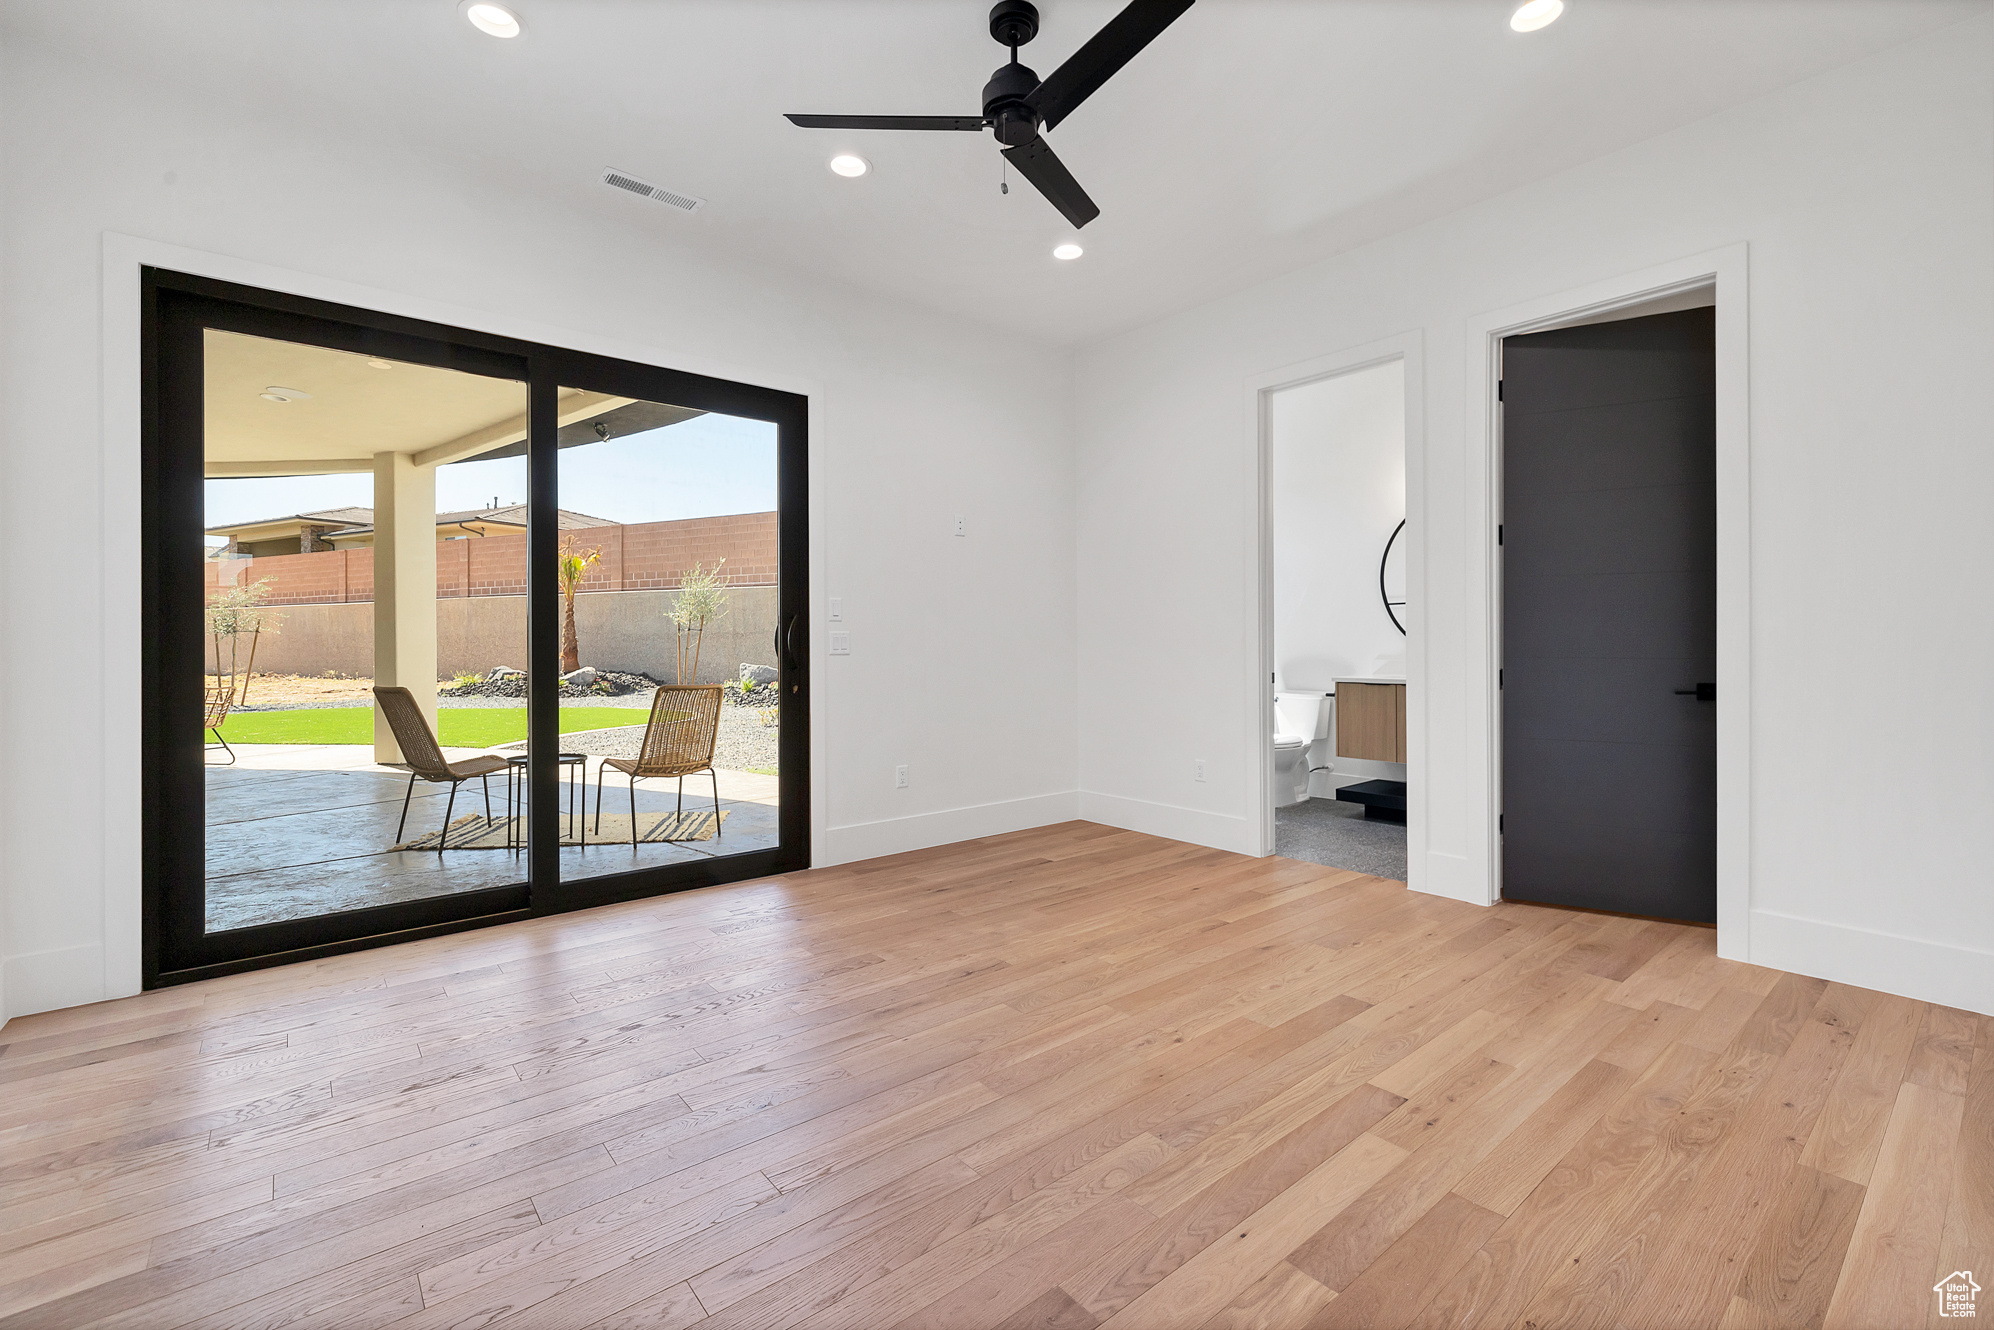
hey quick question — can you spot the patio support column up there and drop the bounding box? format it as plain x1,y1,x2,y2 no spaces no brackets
373,450,438,763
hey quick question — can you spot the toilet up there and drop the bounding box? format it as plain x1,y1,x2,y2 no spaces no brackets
1273,691,1332,808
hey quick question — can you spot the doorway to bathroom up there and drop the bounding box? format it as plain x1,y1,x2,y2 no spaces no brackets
1267,357,1408,881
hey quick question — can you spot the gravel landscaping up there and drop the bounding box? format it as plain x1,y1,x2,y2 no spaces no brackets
440,668,661,701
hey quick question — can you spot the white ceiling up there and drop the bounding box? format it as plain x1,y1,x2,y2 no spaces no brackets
17,0,1989,342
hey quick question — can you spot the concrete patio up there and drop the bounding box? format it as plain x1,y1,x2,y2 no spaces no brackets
205,743,780,932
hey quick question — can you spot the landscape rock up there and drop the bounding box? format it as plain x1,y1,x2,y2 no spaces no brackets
739,663,778,686
441,668,659,701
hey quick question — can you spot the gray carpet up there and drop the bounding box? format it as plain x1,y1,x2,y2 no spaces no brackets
1275,796,1407,881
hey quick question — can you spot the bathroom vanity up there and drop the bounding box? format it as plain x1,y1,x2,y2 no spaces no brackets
1334,678,1406,763
1333,677,1407,821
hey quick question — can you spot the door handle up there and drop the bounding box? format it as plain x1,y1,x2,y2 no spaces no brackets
1674,682,1716,702
778,615,799,672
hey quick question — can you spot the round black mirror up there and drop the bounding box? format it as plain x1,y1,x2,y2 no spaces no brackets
1380,519,1407,635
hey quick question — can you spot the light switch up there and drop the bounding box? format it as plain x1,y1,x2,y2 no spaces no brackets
829,631,850,656
828,596,842,621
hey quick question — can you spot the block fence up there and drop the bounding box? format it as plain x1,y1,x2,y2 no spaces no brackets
205,511,777,606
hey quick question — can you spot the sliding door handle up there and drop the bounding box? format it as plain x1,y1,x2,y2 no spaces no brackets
778,616,800,672
1674,682,1716,702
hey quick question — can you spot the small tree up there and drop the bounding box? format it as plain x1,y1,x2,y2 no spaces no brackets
206,578,283,703
557,537,603,674
667,560,729,684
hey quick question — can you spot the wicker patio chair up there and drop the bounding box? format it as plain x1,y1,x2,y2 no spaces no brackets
205,684,236,765
373,686,508,853
594,685,724,845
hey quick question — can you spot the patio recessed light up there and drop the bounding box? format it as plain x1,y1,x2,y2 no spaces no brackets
829,154,869,178
1509,0,1563,32
260,386,312,403
366,358,395,369
461,1,522,38
1052,242,1084,261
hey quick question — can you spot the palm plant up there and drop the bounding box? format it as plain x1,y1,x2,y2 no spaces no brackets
667,559,729,683
557,538,603,674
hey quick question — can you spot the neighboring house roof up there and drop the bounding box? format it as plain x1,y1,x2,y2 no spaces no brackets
205,506,376,537
434,503,616,530
323,506,616,540
207,505,616,540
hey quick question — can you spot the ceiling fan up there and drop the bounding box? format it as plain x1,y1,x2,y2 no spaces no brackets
785,0,1195,229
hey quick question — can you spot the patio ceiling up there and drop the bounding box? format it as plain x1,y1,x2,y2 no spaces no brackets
202,329,651,477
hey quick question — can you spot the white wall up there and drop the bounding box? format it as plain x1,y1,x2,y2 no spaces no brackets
1271,362,1406,792
0,32,1078,1021
1075,15,1994,1016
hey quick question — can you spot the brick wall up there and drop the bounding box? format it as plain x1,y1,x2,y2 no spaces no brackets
204,511,776,606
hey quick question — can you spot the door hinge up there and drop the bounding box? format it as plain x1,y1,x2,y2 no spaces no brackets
1497,524,1503,546
1498,668,1503,689
1499,814,1504,833
1497,380,1504,402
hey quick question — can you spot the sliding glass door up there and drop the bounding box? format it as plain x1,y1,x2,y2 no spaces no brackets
144,272,808,984
524,350,807,913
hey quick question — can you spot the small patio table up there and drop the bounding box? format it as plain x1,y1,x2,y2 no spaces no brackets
505,753,588,850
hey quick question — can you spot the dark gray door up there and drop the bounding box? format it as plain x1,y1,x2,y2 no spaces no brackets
1501,307,1716,922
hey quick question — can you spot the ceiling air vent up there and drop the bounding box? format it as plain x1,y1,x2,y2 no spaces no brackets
601,167,704,213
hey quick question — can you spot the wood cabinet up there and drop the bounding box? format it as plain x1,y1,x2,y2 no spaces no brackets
1335,681,1406,763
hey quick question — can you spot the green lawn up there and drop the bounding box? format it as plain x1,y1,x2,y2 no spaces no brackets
215,706,641,747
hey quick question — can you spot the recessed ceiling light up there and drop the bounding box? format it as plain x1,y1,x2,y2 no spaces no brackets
1052,242,1084,261
829,154,869,178
260,386,312,403
1509,0,1563,32
461,1,522,38
366,358,395,370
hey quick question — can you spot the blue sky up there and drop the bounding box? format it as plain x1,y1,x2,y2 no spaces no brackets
204,411,776,536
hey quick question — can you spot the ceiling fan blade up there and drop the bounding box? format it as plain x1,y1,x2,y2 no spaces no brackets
1026,0,1193,132
785,114,987,131
1002,137,1101,229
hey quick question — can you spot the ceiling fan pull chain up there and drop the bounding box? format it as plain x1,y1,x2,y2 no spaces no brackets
1001,160,1009,195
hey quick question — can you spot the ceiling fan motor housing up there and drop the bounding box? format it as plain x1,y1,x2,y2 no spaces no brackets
982,61,1041,144
988,0,1040,48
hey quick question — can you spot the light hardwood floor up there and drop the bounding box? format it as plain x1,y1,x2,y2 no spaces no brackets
0,822,1985,1329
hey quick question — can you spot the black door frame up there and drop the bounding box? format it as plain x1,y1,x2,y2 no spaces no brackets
142,268,809,987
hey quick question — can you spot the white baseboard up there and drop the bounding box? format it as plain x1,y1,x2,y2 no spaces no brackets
1076,790,1255,856
2,943,107,1022
816,791,1081,867
1750,909,1994,1018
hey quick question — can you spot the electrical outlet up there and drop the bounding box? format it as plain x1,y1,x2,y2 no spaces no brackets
953,515,966,537
829,631,850,656
895,764,909,789
828,596,842,621
1194,758,1206,782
